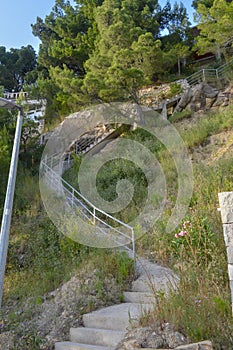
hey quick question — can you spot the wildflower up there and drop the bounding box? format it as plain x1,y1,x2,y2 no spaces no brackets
179,231,185,236
175,233,179,238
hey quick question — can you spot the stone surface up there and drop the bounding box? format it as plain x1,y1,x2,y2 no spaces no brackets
205,97,216,109
230,280,233,300
116,325,187,350
123,291,154,304
175,340,213,349
173,82,232,114
132,261,178,295
55,342,112,350
227,246,233,263
218,192,233,224
70,327,126,347
202,84,218,98
82,303,152,331
222,224,233,246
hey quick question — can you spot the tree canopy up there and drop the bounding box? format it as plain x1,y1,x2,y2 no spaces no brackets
0,46,37,92
31,0,191,119
195,0,233,60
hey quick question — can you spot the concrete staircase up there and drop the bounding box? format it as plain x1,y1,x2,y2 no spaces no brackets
55,259,178,350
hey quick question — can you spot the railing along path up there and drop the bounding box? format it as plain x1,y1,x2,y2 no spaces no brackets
40,153,135,260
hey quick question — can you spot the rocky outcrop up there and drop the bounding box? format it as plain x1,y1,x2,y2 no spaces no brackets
116,324,187,349
117,326,213,349
138,80,189,108
174,83,233,114
0,267,127,350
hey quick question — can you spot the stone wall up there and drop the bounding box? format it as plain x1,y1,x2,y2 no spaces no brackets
218,192,233,315
174,83,233,114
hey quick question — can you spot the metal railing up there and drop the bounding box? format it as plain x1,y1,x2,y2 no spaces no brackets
73,124,120,155
140,59,233,109
40,155,135,260
186,59,233,87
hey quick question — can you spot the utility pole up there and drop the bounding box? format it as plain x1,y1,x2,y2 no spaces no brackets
0,98,23,307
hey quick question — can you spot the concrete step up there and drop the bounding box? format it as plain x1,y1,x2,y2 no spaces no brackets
123,291,154,304
82,302,152,331
70,328,125,347
132,275,171,294
132,264,178,294
55,342,113,350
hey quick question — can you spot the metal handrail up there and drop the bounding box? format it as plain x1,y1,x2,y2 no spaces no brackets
186,59,233,87
41,157,135,260
148,60,233,106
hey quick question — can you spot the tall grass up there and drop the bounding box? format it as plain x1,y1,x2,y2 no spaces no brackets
142,106,233,348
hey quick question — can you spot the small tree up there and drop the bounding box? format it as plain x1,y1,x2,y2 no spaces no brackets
195,0,233,61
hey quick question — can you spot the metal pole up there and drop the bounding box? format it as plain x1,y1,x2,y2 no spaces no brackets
93,207,96,225
132,228,136,271
0,108,23,307
202,69,205,82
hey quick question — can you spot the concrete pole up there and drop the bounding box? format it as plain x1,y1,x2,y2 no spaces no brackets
0,108,23,307
218,192,233,316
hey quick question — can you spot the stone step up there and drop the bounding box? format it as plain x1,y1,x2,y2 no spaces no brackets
132,275,171,294
132,264,178,294
123,291,154,304
70,328,125,347
55,342,113,350
82,302,152,331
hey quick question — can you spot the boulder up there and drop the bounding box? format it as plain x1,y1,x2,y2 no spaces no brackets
174,88,193,112
212,94,228,107
202,84,218,99
173,82,231,114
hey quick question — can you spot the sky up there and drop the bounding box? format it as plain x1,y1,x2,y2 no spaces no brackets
0,0,195,53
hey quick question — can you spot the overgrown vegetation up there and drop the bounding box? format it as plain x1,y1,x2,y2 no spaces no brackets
63,105,233,348
140,107,233,349
1,0,233,348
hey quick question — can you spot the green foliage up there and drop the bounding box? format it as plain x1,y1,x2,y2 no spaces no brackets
169,110,192,122
0,45,37,92
171,210,216,268
0,125,11,216
165,82,183,99
32,0,193,118
195,0,233,59
137,105,233,348
0,85,4,97
179,105,233,149
192,0,214,10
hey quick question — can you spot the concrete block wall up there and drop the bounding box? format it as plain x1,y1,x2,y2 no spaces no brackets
218,192,233,315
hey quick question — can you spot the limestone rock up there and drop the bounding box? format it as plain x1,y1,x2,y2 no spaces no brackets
218,192,233,224
212,94,228,107
174,88,193,112
202,84,218,98
116,324,187,350
175,340,213,349
173,82,232,114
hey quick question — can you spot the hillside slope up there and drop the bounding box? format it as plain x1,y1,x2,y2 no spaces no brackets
1,102,233,349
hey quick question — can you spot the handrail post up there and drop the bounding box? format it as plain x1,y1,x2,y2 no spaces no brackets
132,228,136,270
93,207,96,224
0,108,23,307
202,69,205,82
71,188,74,208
